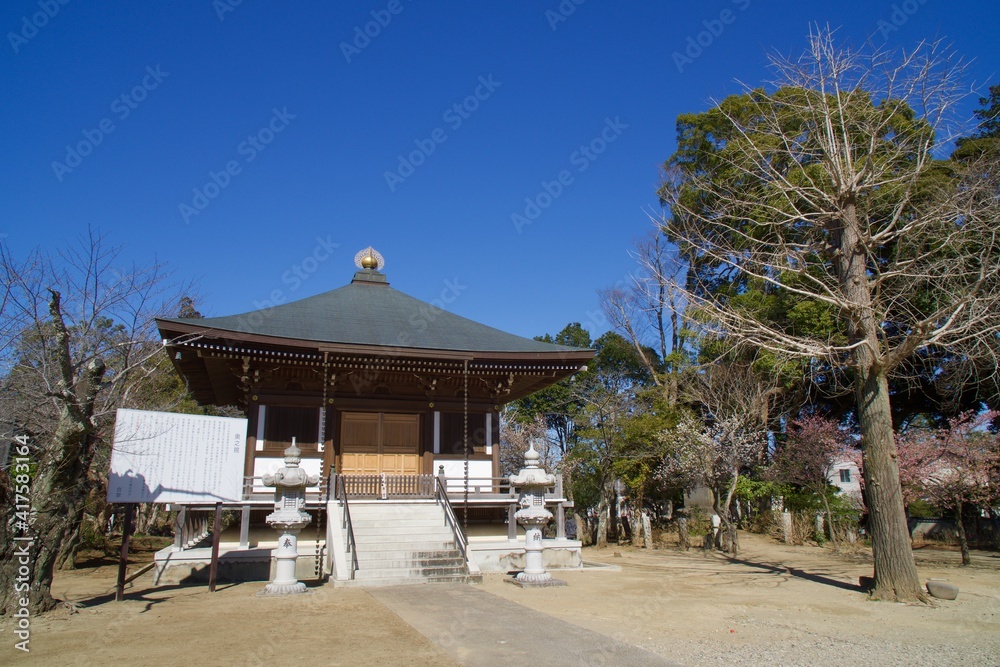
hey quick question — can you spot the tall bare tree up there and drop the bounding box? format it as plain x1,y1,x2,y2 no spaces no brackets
0,231,183,614
499,411,558,477
659,29,1000,601
600,230,687,405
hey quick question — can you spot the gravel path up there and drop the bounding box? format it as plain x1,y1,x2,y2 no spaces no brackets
479,534,1000,667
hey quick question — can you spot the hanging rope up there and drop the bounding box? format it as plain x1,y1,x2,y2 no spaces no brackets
463,359,469,533
320,353,330,480
317,352,329,575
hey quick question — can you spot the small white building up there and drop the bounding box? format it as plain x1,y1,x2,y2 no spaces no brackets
828,459,862,500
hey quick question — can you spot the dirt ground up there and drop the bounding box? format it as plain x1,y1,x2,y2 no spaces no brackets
2,532,998,666
485,533,1000,666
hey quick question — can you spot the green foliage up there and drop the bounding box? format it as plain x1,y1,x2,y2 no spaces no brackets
734,476,790,505
906,498,941,519
971,84,1000,139
517,322,683,517
612,387,680,499
509,322,593,452
681,505,712,537
782,484,860,523
659,58,1000,429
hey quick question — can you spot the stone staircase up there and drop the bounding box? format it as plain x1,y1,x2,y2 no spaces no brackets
340,500,479,586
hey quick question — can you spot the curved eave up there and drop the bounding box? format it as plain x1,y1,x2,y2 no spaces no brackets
156,319,595,365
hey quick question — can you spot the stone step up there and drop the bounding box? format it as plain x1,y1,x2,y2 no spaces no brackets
358,549,464,563
354,566,469,580
347,504,439,516
354,537,455,548
353,533,455,544
348,510,443,520
350,518,446,528
352,525,453,537
333,573,477,588
334,500,471,587
358,556,466,570
352,540,457,552
431,572,482,584
358,562,467,575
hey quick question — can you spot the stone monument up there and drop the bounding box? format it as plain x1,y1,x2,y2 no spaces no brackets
507,442,566,587
258,439,319,596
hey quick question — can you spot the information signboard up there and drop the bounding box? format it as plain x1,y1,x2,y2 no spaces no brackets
107,408,248,503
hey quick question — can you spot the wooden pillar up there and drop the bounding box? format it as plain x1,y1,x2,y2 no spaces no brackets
208,502,223,592
508,503,517,540
115,503,136,602
245,397,260,478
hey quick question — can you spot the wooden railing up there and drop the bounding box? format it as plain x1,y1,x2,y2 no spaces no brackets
242,475,328,501
238,473,563,503
339,473,436,499
438,475,564,501
438,476,516,498
330,473,565,502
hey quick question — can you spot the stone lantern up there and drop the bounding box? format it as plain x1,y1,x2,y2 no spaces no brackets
507,442,566,587
258,440,319,596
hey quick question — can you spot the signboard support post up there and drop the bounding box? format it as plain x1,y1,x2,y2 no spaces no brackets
115,503,136,602
209,502,223,592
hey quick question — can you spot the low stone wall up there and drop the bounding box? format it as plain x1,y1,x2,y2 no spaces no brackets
909,518,958,542
153,545,321,584
909,517,1000,546
469,538,583,572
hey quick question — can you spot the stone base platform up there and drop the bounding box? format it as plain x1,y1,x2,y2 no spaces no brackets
504,576,568,588
468,538,583,572
154,543,322,585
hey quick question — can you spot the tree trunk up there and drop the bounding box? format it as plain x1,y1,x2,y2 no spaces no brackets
572,511,589,546
613,484,628,544
630,491,646,547
0,292,105,616
836,199,926,603
856,366,925,600
666,372,679,408
136,503,161,535
820,490,838,547
55,521,82,570
954,500,971,566
713,474,740,557
855,363,923,601
677,515,690,551
596,487,610,548
1,429,95,615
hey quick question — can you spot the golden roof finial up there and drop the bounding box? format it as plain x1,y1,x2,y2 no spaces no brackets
354,246,384,271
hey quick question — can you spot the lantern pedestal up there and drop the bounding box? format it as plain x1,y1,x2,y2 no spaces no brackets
258,521,311,596
256,441,319,597
506,443,566,588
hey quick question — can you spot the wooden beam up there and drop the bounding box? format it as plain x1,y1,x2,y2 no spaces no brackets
208,502,223,592
115,503,136,602
123,562,155,586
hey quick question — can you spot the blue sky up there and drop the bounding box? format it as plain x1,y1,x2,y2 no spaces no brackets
2,1,997,344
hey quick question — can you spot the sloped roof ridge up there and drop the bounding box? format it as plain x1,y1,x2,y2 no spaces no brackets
160,279,585,355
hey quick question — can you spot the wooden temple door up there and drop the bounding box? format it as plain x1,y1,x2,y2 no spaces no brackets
340,412,420,475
